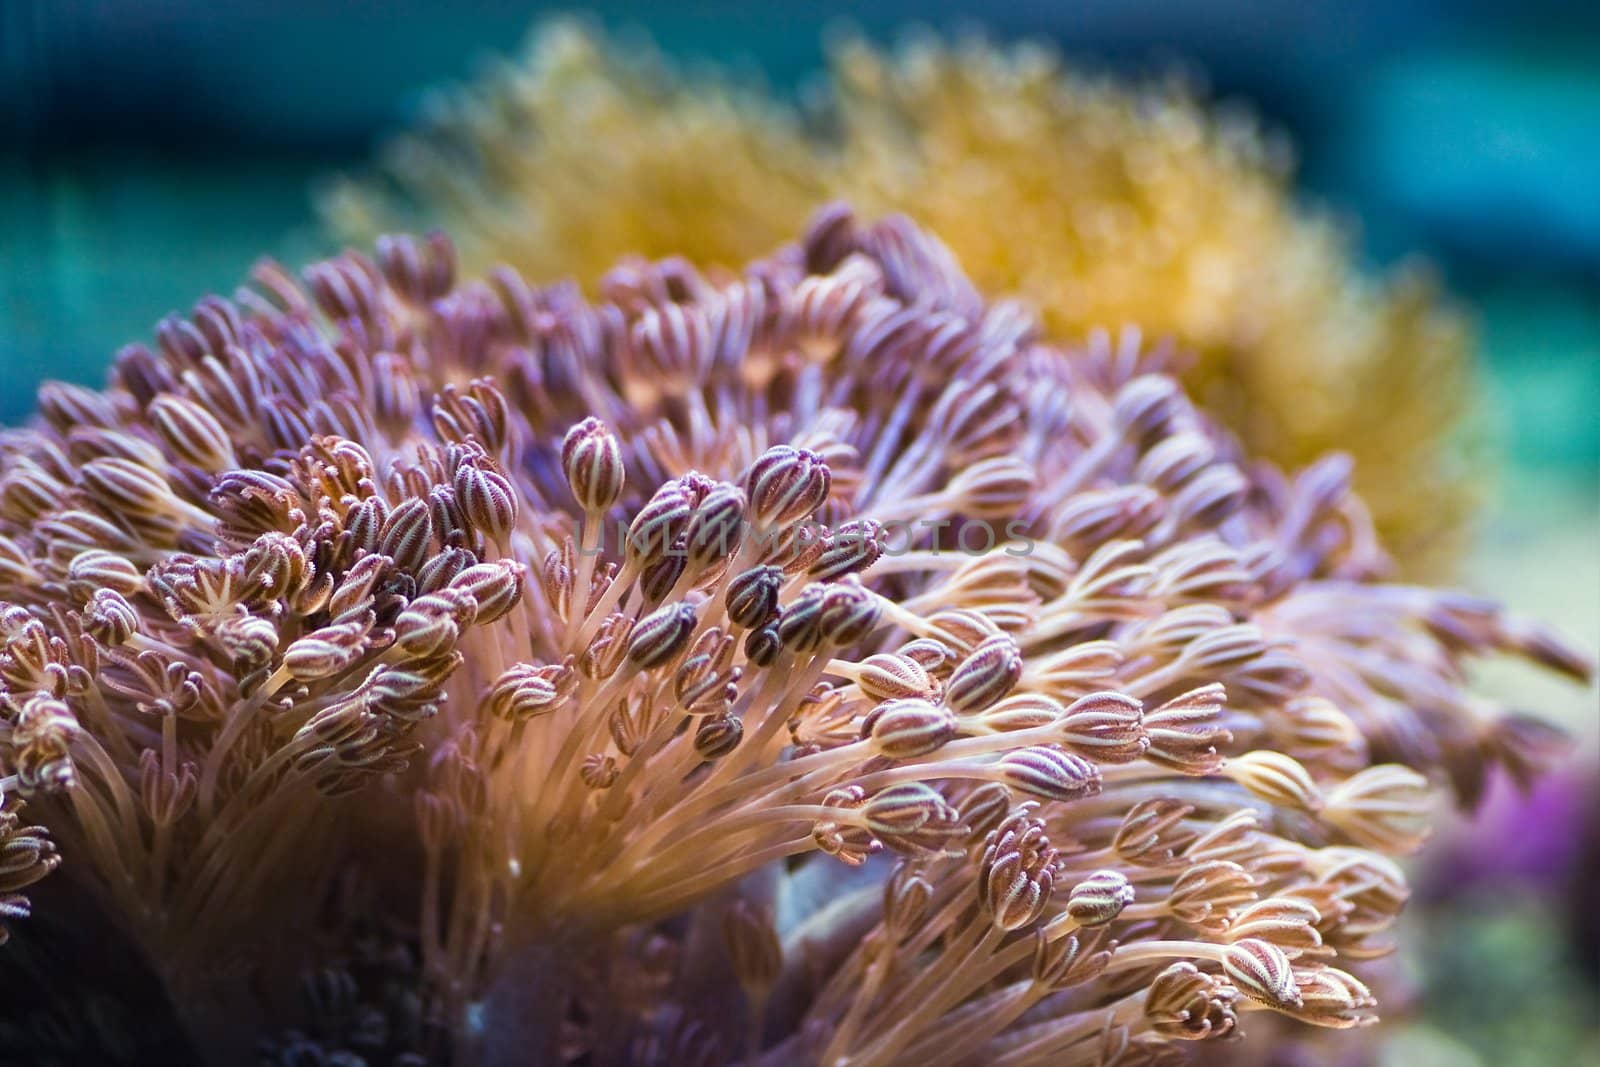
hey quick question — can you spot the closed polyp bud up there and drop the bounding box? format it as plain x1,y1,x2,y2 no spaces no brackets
1050,485,1164,547
776,587,828,653
997,746,1101,803
945,633,1024,714
1,463,64,523
1143,684,1231,775
282,620,369,680
625,484,695,569
639,549,688,604
580,753,618,789
379,497,435,573
860,698,957,759
213,614,281,670
627,602,697,670
1283,697,1364,758
561,417,625,513
817,581,881,646
372,353,420,434
725,565,783,631
148,394,237,471
1222,939,1302,1010
1058,691,1147,763
632,302,706,382
454,460,519,542
68,549,144,598
694,714,743,759
242,531,309,603
856,653,936,702
745,446,830,529
743,623,783,668
1065,869,1134,926
809,518,885,580
684,484,746,568
862,783,957,838
414,545,472,594
448,561,525,624
486,661,574,722
938,380,1023,462
81,457,175,518
393,590,473,659
1223,751,1323,812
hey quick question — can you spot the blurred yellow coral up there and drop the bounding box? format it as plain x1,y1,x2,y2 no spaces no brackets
323,20,1477,575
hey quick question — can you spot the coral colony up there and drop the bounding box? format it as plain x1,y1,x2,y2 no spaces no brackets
0,207,1587,1065
328,23,1476,574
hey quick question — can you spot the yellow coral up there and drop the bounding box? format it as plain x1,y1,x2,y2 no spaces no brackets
324,20,1476,575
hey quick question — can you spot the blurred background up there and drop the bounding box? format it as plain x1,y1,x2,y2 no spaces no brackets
2,2,1596,1063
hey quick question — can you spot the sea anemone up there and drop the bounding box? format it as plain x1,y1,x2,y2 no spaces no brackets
0,207,1585,1065
325,20,1477,576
